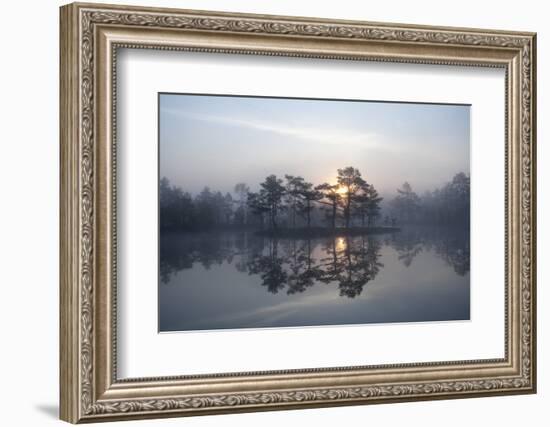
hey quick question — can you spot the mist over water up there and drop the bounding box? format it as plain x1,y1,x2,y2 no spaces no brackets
159,226,470,332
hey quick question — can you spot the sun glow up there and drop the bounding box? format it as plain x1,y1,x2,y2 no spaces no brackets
336,186,348,195
336,237,347,251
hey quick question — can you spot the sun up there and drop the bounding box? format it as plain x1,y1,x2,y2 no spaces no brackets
336,186,348,195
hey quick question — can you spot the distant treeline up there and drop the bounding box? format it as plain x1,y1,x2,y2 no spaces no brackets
160,168,470,231
388,172,470,226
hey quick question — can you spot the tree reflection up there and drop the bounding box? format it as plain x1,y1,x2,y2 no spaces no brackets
284,239,322,295
247,239,288,294
385,229,424,267
159,231,256,284
160,226,469,294
433,235,470,276
242,235,383,297
385,227,469,275
317,236,383,298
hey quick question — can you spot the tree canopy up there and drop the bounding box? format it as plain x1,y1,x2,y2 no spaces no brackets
159,168,469,232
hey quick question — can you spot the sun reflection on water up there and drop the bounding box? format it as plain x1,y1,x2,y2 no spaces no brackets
336,237,347,251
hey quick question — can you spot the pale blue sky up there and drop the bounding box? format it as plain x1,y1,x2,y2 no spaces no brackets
159,93,470,196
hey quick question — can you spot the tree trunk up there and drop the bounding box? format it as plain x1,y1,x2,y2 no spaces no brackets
306,239,312,270
345,193,351,229
270,204,277,229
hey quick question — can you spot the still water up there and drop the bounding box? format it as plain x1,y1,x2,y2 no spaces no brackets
159,227,470,332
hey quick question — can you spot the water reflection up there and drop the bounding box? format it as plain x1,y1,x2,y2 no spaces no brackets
159,226,470,331
160,226,469,296
384,227,469,275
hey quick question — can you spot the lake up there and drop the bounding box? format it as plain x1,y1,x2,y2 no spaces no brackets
159,226,470,332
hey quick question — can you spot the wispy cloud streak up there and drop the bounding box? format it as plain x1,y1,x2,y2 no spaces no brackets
161,106,388,150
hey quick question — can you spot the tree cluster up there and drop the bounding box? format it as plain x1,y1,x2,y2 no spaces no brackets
160,167,384,231
247,167,383,230
388,172,470,226
160,177,235,230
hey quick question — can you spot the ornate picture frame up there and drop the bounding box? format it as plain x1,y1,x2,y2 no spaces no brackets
60,2,536,423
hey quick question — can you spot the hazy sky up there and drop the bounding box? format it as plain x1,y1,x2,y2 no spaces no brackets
159,93,470,197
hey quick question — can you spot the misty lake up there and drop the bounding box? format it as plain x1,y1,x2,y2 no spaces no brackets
159,226,470,332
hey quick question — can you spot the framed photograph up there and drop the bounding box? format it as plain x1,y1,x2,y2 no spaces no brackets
60,2,537,423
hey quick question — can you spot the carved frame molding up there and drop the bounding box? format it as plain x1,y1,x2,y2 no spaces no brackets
60,2,536,423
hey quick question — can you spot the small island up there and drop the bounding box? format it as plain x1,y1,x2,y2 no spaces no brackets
161,166,396,235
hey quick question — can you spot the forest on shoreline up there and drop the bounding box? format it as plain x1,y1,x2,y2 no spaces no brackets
160,167,470,234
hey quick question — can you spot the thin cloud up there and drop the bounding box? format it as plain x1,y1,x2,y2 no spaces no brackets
161,106,390,151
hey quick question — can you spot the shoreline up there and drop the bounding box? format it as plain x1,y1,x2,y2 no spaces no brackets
256,226,400,238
